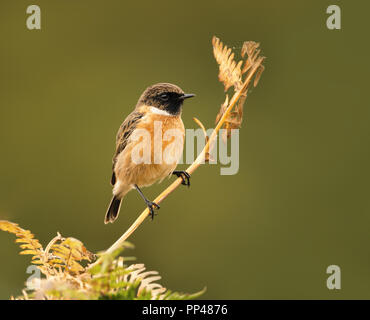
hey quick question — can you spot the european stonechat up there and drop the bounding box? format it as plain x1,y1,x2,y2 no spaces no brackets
105,83,195,224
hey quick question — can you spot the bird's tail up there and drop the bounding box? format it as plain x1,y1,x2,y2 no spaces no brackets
104,196,122,224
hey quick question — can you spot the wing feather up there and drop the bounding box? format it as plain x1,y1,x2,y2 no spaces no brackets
111,111,144,185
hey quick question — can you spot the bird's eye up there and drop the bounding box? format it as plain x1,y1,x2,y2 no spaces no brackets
159,93,169,101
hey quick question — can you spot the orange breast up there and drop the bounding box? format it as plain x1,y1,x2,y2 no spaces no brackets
135,108,185,165
114,107,185,188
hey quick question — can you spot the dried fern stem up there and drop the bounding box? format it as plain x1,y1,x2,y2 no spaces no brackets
89,56,264,267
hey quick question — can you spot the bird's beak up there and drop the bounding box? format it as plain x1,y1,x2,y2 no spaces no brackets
181,93,196,100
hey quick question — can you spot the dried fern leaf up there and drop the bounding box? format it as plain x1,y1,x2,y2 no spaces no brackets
213,37,265,142
212,36,243,92
241,41,260,73
254,64,265,87
47,237,94,274
0,220,44,259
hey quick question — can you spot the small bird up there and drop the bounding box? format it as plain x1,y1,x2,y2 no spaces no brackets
105,83,195,224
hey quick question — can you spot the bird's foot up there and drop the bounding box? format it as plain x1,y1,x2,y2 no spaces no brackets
172,171,191,187
146,200,160,220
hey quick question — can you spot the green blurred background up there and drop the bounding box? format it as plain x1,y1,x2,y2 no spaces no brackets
1,0,369,299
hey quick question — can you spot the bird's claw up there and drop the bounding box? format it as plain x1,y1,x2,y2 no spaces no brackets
146,201,160,220
173,171,191,187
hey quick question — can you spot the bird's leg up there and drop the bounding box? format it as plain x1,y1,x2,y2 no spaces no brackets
134,184,160,220
172,171,191,187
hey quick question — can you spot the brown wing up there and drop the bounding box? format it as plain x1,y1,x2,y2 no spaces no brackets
111,111,144,185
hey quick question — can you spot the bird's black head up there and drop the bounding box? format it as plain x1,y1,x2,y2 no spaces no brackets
137,83,195,115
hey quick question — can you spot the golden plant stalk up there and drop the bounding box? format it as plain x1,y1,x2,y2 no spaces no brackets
91,36,265,267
